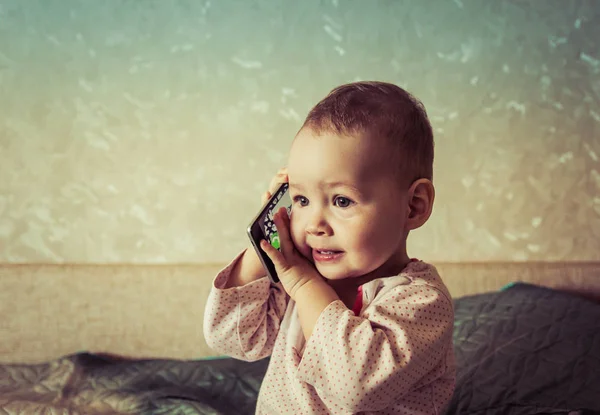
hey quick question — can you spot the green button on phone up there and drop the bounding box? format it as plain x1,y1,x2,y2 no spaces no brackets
269,232,281,250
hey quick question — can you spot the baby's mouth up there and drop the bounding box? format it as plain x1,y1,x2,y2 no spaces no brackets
315,249,341,254
312,249,344,262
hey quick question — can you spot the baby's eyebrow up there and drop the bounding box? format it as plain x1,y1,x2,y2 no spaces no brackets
324,181,361,192
289,181,362,194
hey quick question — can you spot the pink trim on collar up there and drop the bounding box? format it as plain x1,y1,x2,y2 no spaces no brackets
352,285,364,316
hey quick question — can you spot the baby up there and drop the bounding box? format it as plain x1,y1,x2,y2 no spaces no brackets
204,81,455,414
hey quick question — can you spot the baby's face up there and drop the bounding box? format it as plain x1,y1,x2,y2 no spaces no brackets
287,128,410,281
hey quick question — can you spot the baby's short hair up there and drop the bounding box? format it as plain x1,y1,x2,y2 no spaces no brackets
300,81,434,183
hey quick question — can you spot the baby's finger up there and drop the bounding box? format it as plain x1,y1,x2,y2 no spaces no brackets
268,170,289,194
261,191,271,205
268,177,288,195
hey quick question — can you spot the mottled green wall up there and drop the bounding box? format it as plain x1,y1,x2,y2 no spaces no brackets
1,0,598,263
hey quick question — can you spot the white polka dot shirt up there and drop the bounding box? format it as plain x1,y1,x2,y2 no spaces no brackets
204,254,456,414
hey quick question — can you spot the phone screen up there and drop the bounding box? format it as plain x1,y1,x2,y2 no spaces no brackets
261,185,292,250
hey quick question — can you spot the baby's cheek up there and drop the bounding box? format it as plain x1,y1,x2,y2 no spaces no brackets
352,225,390,259
289,218,307,253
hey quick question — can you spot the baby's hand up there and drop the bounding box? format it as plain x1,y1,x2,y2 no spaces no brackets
260,207,323,300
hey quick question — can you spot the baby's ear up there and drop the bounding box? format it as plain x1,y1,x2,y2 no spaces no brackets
406,179,435,231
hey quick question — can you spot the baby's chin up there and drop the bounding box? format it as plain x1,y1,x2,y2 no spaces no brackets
314,264,362,281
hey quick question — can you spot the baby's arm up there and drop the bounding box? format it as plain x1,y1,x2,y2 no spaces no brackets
223,239,267,288
296,283,454,412
203,251,289,361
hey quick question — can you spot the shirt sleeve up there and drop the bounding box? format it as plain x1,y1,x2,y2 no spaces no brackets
203,251,289,361
296,283,454,412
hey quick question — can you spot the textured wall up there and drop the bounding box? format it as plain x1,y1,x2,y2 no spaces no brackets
0,0,599,263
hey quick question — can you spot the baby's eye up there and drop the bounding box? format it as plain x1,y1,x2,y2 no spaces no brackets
293,195,309,207
333,196,354,208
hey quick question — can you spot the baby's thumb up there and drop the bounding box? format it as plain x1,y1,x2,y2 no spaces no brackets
260,240,286,271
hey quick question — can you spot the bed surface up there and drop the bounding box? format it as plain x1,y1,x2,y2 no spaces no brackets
1,283,599,414
448,283,600,414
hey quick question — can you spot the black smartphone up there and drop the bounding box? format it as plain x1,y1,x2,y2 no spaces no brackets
247,183,292,283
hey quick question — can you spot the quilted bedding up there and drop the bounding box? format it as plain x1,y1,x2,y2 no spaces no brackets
1,283,599,415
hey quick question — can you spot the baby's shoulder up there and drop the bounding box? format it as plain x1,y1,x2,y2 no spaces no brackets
403,261,449,293
365,261,451,308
